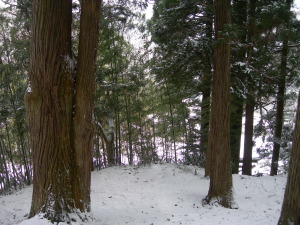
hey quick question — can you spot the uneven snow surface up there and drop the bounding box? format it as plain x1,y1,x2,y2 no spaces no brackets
0,164,286,225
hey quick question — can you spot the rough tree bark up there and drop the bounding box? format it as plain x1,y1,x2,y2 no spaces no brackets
204,0,234,208
73,0,101,207
277,91,300,225
26,0,100,222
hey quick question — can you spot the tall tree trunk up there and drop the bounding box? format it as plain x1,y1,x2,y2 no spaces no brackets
230,0,247,174
73,0,101,210
26,1,75,220
270,41,287,176
270,0,291,176
202,0,212,175
26,0,100,221
204,0,234,208
277,91,300,225
242,0,256,176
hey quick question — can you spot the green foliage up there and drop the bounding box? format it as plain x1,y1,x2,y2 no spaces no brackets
0,1,31,192
149,0,212,90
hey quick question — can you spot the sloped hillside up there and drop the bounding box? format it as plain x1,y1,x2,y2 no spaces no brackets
0,163,286,225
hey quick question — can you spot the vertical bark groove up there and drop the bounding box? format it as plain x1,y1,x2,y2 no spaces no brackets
277,91,300,225
26,0,101,221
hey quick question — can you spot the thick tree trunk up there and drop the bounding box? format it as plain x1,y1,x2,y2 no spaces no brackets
26,1,75,220
277,91,300,225
26,0,100,221
204,0,234,208
73,0,101,210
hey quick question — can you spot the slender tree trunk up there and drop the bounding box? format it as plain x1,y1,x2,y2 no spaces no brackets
102,138,107,168
115,111,119,164
152,115,157,159
204,0,234,208
7,84,32,184
202,89,210,168
230,96,243,174
270,43,287,176
202,0,212,175
163,120,168,162
242,99,255,175
270,0,291,176
125,94,133,165
2,124,20,186
18,133,31,185
96,117,115,166
95,135,101,170
277,91,300,225
0,141,10,190
242,0,256,176
230,0,247,174
117,110,122,165
139,111,145,164
169,100,177,163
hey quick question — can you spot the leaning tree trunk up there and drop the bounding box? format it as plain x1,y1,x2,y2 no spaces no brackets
26,0,100,222
204,0,234,208
277,91,300,225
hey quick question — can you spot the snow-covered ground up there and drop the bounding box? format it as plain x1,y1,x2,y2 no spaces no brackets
0,163,286,225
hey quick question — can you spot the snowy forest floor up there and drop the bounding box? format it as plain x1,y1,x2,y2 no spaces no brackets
0,163,286,225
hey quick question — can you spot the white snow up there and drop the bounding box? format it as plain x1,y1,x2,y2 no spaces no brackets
0,163,286,225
